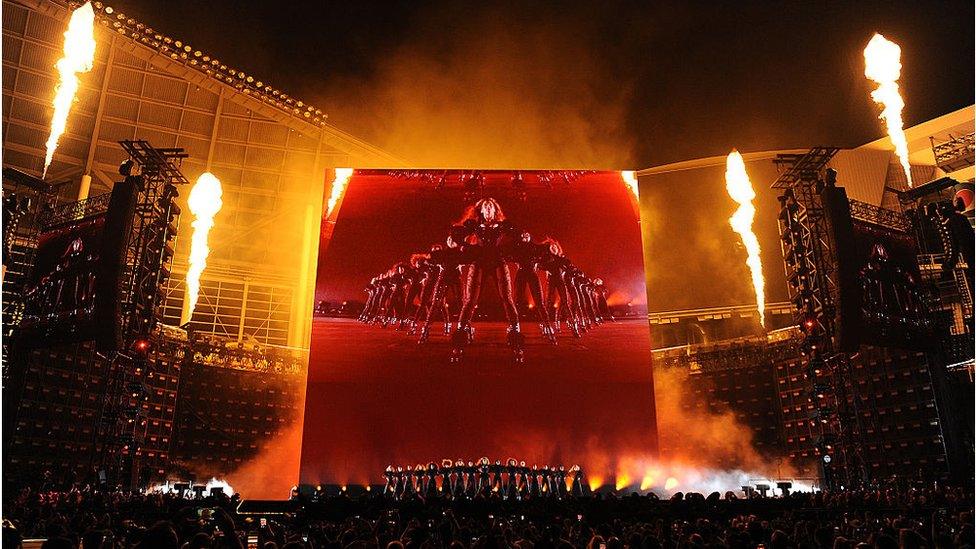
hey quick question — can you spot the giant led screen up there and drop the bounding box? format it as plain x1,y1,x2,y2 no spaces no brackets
299,170,657,487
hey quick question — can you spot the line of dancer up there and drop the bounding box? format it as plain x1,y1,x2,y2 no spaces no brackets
383,458,586,501
357,197,614,362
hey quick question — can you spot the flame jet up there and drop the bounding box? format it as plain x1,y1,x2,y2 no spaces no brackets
864,33,913,188
43,2,97,178
621,170,639,200
725,151,765,327
185,172,223,319
326,168,354,218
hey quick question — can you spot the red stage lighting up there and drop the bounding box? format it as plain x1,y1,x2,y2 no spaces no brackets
132,339,151,355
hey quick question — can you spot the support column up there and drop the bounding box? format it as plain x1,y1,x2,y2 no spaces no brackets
237,279,250,343
289,203,318,348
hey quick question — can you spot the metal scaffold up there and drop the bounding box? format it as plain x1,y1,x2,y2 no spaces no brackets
772,147,866,489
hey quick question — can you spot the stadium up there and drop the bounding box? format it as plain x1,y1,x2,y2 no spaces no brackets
1,1,974,548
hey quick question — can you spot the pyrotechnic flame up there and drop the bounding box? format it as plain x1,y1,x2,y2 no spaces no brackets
725,151,766,327
186,172,223,319
864,33,913,188
326,168,354,218
43,2,96,178
205,477,234,495
664,477,679,491
621,170,639,200
148,477,233,495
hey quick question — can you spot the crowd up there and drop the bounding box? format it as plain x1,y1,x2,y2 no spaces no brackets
2,486,973,549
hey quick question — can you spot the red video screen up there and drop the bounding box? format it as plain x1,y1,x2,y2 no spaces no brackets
300,170,657,486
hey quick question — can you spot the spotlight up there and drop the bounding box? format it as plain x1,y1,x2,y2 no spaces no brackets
802,317,818,333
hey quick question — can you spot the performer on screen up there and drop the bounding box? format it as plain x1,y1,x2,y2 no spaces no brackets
538,238,583,338
415,241,464,342
449,198,525,363
398,255,429,332
512,232,558,344
593,278,614,321
356,198,618,361
360,276,380,322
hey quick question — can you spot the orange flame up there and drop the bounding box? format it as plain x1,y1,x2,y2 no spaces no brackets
326,168,354,219
186,172,223,318
664,477,679,491
615,473,632,491
43,2,96,178
864,33,912,188
621,170,639,200
725,151,765,327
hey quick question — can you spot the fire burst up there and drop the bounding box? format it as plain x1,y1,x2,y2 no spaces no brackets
725,151,766,327
621,170,639,200
185,172,223,319
864,33,913,188
326,168,354,218
43,2,97,178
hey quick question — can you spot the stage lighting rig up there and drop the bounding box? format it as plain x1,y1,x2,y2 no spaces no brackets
773,148,865,489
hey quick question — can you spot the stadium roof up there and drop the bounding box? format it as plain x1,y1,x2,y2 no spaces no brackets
3,0,406,346
637,106,974,206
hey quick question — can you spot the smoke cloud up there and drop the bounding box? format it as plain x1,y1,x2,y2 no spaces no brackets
654,367,785,474
318,5,637,169
225,411,305,500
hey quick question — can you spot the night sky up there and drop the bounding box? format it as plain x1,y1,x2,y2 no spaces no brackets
113,0,974,168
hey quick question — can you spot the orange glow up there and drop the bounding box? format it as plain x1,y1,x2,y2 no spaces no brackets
587,475,604,491
864,33,913,187
664,477,679,491
725,151,766,327
620,170,639,200
186,172,223,319
205,478,234,495
326,168,354,219
615,474,632,491
43,2,96,178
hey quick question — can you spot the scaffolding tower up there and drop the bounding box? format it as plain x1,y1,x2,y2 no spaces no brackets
93,140,186,487
772,147,867,489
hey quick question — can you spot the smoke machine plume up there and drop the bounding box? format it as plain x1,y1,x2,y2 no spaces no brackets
43,2,96,178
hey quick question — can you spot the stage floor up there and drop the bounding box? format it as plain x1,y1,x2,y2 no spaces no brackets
307,317,653,383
